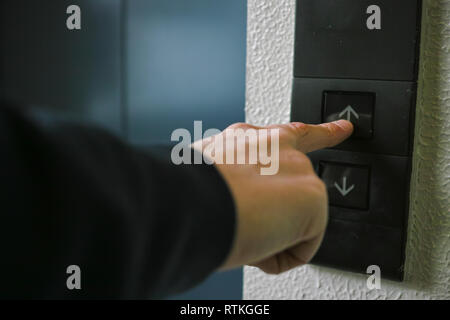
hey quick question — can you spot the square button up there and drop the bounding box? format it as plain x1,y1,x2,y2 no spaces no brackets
322,91,374,139
319,162,370,210
294,0,421,81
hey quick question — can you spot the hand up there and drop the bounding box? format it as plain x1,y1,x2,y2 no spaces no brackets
194,120,353,274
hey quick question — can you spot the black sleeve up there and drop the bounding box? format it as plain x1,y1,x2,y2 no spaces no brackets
0,101,236,299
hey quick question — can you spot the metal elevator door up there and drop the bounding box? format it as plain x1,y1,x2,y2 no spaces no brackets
1,0,246,299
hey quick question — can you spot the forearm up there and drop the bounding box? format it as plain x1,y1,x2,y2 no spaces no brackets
0,101,236,299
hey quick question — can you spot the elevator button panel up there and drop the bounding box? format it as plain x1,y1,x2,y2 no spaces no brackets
291,0,422,281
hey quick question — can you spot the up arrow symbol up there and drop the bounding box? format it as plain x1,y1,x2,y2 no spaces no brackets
339,105,360,121
334,176,355,197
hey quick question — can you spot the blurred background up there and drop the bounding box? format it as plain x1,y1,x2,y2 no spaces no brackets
1,0,247,299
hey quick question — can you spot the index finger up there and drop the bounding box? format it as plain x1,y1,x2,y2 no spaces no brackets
286,120,354,153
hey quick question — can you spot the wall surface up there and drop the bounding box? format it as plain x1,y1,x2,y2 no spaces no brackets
244,0,450,300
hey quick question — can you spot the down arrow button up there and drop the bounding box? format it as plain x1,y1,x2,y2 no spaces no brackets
319,162,370,210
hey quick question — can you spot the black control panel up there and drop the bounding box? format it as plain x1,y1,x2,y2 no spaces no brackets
291,0,422,280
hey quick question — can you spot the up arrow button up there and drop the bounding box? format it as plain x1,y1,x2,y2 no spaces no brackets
322,91,374,139
339,105,360,122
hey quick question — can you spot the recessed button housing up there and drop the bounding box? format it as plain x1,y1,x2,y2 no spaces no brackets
294,0,421,80
291,77,416,156
319,162,370,210
322,91,374,139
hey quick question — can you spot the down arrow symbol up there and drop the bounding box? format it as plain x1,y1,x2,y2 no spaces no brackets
334,176,355,197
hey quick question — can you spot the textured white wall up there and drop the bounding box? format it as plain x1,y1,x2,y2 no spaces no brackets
244,0,450,300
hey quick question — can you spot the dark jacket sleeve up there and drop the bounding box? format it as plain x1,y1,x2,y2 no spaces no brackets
0,101,236,299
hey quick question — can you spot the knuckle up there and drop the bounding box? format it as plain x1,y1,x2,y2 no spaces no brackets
315,176,327,191
324,123,338,137
302,155,315,172
290,122,308,132
294,152,315,172
324,122,345,139
308,176,328,201
284,149,312,170
283,122,311,149
315,201,329,232
226,122,249,130
302,177,328,233
320,122,344,148
266,124,282,130
289,122,310,138
263,268,283,276
313,180,329,224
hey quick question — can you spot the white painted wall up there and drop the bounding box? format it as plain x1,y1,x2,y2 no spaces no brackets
244,0,450,300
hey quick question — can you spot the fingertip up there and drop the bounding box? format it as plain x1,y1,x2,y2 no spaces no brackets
333,120,354,134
